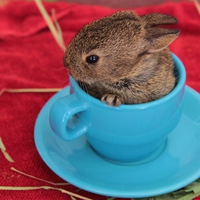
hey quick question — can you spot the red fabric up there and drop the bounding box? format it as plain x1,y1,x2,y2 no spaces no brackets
0,1,200,200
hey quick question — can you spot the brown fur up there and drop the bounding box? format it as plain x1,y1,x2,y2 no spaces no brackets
64,11,179,106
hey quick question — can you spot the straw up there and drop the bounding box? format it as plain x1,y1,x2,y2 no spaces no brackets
0,137,14,163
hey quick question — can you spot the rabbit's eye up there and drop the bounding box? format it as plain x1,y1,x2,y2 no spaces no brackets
86,55,99,64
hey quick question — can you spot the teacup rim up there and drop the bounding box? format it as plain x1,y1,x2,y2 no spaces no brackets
70,53,186,110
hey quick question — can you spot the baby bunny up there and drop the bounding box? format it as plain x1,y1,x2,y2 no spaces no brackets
64,11,179,106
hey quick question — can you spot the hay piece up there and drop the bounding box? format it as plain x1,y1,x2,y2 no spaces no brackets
51,9,65,50
0,186,92,200
11,167,69,186
0,88,61,96
192,0,200,14
0,137,14,163
34,0,66,51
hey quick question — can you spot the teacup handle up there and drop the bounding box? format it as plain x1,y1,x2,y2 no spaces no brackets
49,93,89,140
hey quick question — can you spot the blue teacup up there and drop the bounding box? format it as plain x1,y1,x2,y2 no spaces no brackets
49,53,186,163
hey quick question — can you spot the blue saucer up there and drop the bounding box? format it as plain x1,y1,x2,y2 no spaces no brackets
34,86,200,198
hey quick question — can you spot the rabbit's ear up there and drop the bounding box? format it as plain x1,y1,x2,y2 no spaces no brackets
146,28,179,52
142,13,178,27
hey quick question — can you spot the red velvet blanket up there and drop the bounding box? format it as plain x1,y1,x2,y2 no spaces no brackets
0,1,200,200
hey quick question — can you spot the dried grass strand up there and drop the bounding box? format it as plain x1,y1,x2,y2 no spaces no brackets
0,137,14,163
71,196,77,200
0,88,61,96
192,0,200,14
34,0,66,51
11,167,69,186
0,186,92,200
51,9,65,50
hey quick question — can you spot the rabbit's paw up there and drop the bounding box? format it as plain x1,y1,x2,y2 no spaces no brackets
101,94,122,107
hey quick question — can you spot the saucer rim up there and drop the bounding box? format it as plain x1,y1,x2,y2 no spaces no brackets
34,85,200,198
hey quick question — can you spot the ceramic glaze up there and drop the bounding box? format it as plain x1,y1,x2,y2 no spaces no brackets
49,53,186,162
35,86,200,198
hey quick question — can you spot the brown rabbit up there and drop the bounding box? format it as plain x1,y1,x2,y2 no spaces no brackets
64,11,179,106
